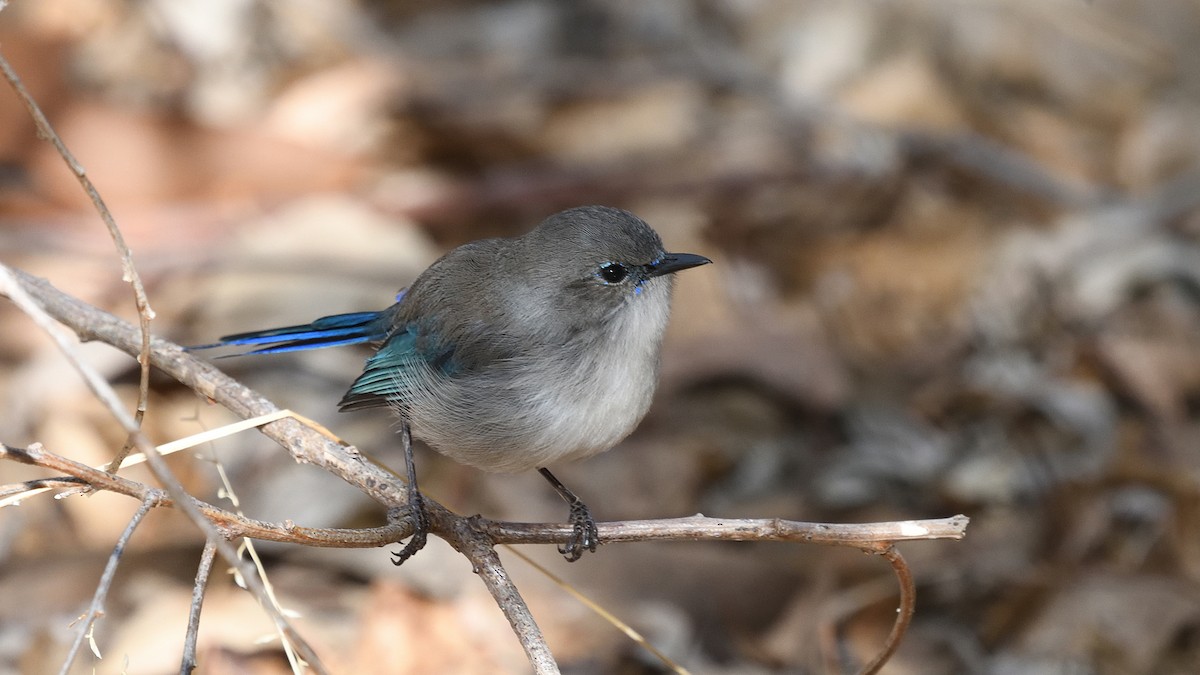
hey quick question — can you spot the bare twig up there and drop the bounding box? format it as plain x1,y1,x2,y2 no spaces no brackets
0,49,155,472
2,441,968,552
489,514,968,547
3,436,956,675
59,494,157,675
436,512,559,675
208,441,322,674
181,538,218,675
855,545,915,675
503,545,689,673
3,265,414,509
0,410,295,508
0,268,330,674
0,475,88,502
0,442,409,548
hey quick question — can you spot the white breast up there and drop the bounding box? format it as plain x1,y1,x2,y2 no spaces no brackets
528,282,673,463
399,281,675,473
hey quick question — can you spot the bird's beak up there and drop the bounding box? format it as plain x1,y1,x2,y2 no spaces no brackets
647,252,712,278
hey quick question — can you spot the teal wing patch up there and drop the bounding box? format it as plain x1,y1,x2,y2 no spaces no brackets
338,326,454,412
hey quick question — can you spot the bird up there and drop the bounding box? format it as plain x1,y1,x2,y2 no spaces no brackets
193,205,711,563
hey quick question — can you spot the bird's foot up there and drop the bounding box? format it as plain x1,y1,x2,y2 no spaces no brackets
558,499,599,562
390,490,428,566
537,467,600,562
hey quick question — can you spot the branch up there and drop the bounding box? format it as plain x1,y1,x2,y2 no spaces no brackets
488,514,968,547
59,494,157,675
3,264,415,509
0,49,155,471
854,544,915,675
0,442,409,548
0,267,330,674
436,512,559,674
0,440,558,672
2,439,958,675
182,538,218,675
2,441,967,553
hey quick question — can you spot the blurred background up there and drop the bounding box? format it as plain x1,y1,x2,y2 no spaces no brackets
2,1,1200,673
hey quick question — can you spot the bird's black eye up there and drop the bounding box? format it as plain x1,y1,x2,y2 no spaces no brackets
597,262,630,284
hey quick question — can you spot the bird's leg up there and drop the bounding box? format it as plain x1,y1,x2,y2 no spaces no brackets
538,467,599,561
391,420,428,565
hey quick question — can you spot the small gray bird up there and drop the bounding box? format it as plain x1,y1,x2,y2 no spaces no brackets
195,206,710,562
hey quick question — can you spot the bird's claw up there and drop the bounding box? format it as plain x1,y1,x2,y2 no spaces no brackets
558,500,599,562
390,491,428,566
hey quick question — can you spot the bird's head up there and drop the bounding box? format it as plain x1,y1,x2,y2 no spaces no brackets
522,206,710,317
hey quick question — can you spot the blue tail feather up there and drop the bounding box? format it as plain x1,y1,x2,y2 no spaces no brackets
188,310,388,355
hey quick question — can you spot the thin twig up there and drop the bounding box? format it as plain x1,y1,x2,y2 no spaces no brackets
208,442,313,673
3,264,414,509
0,49,155,472
503,545,688,674
855,545,915,675
59,494,158,675
4,439,957,675
0,442,410,548
181,538,217,675
0,410,295,508
0,268,330,674
0,476,88,502
437,513,559,675
3,440,969,551
489,514,969,546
